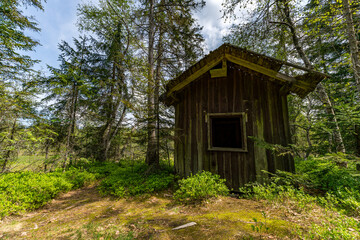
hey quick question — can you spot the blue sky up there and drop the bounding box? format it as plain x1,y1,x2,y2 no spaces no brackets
23,0,235,71
22,0,82,71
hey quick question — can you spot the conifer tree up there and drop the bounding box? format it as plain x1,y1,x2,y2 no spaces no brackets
135,0,205,167
0,0,45,171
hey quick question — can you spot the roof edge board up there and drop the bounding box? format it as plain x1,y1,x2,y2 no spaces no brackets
166,55,224,98
224,43,329,78
224,54,296,83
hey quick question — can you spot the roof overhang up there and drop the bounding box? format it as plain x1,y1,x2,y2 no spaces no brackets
161,44,327,106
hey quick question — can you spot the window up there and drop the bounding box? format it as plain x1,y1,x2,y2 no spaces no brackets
208,113,247,152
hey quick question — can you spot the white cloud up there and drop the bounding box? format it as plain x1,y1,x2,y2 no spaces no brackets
194,0,248,53
194,0,228,52
21,0,245,71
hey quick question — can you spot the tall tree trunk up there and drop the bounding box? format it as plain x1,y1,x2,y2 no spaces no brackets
102,105,127,161
279,0,346,153
154,22,164,165
100,60,127,161
343,0,360,93
100,63,118,161
1,118,16,173
146,0,159,166
98,21,129,162
63,84,78,169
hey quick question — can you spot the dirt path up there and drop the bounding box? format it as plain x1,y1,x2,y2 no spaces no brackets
0,185,301,239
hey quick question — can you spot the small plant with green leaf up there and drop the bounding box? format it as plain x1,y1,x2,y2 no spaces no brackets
174,171,229,204
251,212,269,238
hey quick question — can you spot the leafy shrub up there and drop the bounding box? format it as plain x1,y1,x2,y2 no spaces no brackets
240,154,360,216
0,169,95,218
296,154,360,216
97,162,175,197
306,215,360,240
86,161,123,179
240,180,318,214
296,154,360,192
174,171,229,204
239,172,360,239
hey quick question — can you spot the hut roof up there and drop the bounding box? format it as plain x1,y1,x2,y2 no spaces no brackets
161,44,327,106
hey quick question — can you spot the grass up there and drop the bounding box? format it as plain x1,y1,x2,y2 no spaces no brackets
0,186,301,239
238,153,360,239
8,155,46,172
2,184,358,239
7,154,65,172
2,153,360,239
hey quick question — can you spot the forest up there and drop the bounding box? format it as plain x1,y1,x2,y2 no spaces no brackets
1,0,360,239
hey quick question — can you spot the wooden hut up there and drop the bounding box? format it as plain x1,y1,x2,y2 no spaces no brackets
160,44,326,189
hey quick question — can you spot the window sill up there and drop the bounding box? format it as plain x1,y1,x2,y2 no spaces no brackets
208,147,248,152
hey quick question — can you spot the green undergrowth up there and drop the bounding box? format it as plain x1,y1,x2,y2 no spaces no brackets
86,161,230,204
239,153,360,239
174,171,229,204
85,161,175,198
0,168,95,218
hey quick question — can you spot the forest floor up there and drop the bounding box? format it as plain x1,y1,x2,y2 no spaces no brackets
0,183,345,240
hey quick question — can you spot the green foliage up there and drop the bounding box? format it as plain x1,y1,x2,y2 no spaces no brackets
89,161,174,197
295,154,360,216
239,158,360,239
173,171,229,204
0,168,95,218
240,180,319,215
240,153,360,217
296,154,360,192
85,161,121,179
305,215,360,240
0,0,43,74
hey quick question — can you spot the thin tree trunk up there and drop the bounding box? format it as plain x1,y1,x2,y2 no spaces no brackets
304,97,313,159
44,143,49,172
1,119,16,173
279,0,346,153
355,125,360,157
119,126,136,158
102,105,127,161
315,84,345,153
70,85,78,165
343,0,360,93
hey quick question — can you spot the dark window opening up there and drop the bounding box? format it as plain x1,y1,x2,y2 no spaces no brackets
208,113,247,152
212,61,223,70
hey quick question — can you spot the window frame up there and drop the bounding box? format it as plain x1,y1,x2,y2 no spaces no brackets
207,112,248,152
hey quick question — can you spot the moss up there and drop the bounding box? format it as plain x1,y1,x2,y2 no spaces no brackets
1,188,307,239
188,210,297,238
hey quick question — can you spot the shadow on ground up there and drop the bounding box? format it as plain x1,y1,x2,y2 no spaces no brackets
0,185,305,239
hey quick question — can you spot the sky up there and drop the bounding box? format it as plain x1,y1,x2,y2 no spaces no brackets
23,0,237,71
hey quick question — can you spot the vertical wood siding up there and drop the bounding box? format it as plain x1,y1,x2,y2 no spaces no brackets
174,61,294,190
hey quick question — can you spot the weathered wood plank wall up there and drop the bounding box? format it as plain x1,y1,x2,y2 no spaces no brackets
174,61,294,190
